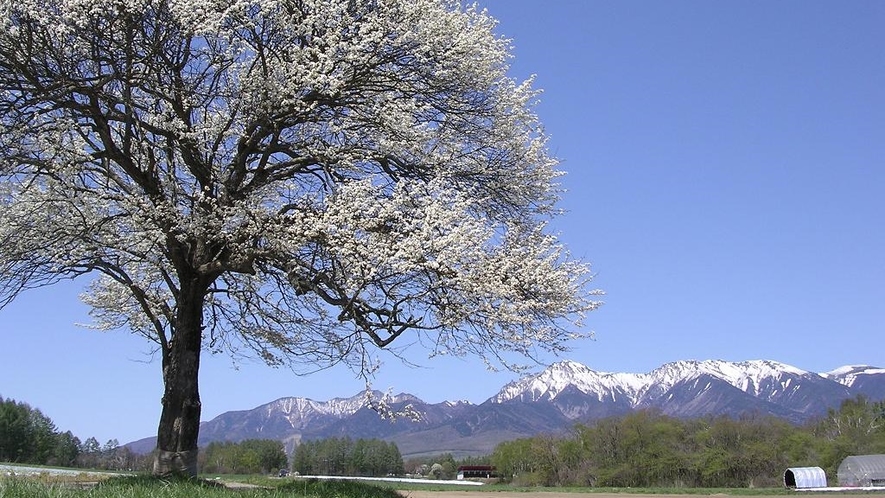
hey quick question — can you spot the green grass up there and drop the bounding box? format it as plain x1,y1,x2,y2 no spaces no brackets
0,475,406,498
6,476,881,497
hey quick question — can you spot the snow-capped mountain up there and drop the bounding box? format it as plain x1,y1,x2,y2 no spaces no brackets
824,365,885,401
489,359,849,422
126,359,885,457
491,359,643,404
492,359,822,404
642,359,812,399
195,392,381,443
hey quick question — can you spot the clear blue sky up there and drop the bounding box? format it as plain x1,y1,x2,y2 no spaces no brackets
1,1,882,446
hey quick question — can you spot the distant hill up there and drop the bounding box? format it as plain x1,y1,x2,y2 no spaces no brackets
126,359,885,457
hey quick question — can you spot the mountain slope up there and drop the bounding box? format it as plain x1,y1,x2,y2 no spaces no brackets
825,365,885,400
489,359,859,421
126,359,885,457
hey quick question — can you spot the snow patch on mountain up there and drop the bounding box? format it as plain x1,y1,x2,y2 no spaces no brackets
825,365,885,387
444,400,474,407
491,360,646,404
649,359,812,397
493,359,823,406
260,392,377,429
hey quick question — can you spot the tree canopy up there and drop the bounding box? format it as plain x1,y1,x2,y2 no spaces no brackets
0,0,599,475
490,398,885,488
292,437,403,477
0,396,58,464
202,439,289,475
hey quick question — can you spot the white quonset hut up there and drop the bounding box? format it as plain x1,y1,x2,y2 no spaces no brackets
837,455,885,487
783,467,827,489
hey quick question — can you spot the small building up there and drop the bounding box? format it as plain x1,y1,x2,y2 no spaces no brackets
837,454,885,487
783,466,826,489
457,465,496,480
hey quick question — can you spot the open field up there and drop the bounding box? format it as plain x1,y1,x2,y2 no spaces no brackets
2,479,881,497
3,466,883,498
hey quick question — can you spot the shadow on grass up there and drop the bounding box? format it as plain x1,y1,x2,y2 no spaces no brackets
279,479,405,498
96,474,227,489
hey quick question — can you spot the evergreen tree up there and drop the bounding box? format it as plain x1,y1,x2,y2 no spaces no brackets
51,431,81,467
0,396,60,464
292,437,403,477
0,397,33,462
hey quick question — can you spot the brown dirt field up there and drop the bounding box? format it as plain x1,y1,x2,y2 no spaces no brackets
398,491,879,498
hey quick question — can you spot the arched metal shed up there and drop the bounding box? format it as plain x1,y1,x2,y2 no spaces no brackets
837,454,885,487
784,466,827,489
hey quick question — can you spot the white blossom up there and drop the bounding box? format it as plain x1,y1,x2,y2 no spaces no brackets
0,0,601,380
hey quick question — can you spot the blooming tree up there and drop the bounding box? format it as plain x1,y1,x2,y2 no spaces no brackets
0,0,600,476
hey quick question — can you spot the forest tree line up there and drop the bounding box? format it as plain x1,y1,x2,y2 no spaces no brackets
0,396,143,470
0,394,399,476
490,396,885,487
5,393,883,487
292,437,404,477
199,439,288,474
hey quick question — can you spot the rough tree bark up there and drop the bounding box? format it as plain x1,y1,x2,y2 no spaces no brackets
153,277,210,476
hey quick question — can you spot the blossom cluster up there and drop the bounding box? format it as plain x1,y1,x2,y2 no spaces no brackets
0,0,600,376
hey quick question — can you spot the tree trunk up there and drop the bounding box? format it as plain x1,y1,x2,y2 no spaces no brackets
152,281,206,477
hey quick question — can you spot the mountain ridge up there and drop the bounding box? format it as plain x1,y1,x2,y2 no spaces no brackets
125,359,885,457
